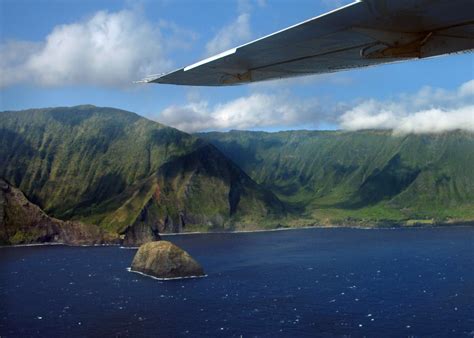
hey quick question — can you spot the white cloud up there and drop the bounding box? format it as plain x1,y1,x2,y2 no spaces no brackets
0,40,42,86
158,92,337,132
0,9,191,88
205,13,252,56
340,80,474,134
459,80,474,97
204,0,267,57
157,80,473,134
158,19,199,51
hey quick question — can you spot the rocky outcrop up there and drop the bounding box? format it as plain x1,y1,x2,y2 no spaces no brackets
59,221,118,246
130,241,205,279
0,178,118,246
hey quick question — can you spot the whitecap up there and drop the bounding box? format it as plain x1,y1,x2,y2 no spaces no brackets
126,268,207,281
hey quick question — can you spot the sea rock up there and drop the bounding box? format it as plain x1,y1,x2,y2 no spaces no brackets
131,241,205,279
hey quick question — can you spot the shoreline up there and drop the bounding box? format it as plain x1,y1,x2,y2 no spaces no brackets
2,223,473,248
161,222,474,237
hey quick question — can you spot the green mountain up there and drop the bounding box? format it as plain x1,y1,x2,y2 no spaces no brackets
198,130,474,226
0,106,284,244
2,106,472,243
0,178,115,246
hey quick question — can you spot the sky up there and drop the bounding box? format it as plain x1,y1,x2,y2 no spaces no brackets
0,0,473,133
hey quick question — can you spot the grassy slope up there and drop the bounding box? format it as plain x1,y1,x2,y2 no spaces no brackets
0,106,283,234
199,130,474,226
0,178,114,245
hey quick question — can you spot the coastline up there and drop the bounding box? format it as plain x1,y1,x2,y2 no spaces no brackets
2,222,473,248
161,222,474,237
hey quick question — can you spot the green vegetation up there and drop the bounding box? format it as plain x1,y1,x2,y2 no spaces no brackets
199,129,474,226
1,105,472,237
0,106,283,235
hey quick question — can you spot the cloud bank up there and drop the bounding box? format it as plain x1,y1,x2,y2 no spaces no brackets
157,80,474,134
340,80,474,134
0,9,186,87
159,92,341,132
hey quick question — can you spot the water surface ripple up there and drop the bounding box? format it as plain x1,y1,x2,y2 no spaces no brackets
1,227,473,336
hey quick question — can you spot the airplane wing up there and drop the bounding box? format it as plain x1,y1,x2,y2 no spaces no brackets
141,0,474,86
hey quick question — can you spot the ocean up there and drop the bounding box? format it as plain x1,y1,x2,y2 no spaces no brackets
1,227,473,336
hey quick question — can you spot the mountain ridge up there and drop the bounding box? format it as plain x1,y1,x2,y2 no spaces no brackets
198,129,474,226
0,106,285,245
1,105,472,246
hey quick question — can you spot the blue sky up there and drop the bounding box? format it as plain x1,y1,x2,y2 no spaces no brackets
1,0,473,133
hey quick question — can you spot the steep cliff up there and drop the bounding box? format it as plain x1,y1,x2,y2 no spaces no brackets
0,106,284,242
0,178,117,245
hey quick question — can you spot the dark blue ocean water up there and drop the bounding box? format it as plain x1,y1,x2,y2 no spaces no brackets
1,227,473,337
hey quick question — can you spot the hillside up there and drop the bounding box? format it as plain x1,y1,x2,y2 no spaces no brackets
0,106,284,242
2,106,472,239
0,178,116,246
199,130,474,226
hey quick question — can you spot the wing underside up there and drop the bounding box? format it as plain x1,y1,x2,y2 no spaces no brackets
142,0,474,86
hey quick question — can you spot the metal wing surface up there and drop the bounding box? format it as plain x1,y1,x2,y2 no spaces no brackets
141,0,474,86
